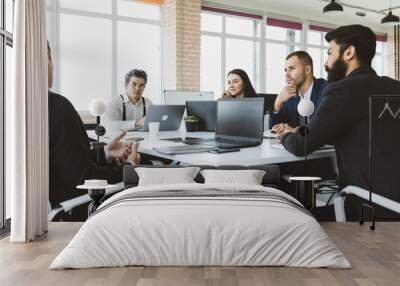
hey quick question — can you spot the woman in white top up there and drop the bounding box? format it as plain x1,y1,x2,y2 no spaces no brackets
106,69,152,130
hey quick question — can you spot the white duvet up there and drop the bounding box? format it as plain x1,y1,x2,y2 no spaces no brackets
50,183,351,269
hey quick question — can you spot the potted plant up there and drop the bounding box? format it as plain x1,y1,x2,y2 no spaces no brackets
184,115,200,132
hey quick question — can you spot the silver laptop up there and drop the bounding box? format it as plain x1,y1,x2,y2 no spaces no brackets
134,105,185,132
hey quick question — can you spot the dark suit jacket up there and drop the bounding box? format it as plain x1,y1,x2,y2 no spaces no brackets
49,91,123,207
282,67,400,200
270,77,326,127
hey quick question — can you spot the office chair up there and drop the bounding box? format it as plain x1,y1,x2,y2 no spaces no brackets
48,182,124,221
257,93,277,115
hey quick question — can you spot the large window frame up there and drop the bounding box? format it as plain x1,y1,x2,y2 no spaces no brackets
264,18,302,93
201,7,389,95
47,0,163,110
1,0,14,231
201,7,262,96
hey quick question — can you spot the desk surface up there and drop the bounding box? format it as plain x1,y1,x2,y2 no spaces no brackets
91,130,335,166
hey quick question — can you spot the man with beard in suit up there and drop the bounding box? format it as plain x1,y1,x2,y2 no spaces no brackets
279,25,400,220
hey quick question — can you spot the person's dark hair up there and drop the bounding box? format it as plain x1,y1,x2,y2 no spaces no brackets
325,24,376,66
124,69,148,85
286,51,314,73
227,69,257,98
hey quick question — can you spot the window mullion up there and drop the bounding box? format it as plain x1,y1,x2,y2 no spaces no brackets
221,15,226,95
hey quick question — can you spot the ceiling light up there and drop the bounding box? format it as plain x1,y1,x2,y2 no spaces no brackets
381,11,400,26
323,0,344,16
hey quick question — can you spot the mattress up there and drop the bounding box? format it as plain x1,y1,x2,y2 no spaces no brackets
50,183,351,269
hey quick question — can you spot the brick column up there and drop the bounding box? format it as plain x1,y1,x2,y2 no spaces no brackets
163,0,201,91
387,30,396,79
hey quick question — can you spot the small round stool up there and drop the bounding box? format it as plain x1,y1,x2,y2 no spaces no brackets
289,176,321,210
77,181,114,216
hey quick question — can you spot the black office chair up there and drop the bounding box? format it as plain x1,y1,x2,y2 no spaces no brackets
257,93,277,115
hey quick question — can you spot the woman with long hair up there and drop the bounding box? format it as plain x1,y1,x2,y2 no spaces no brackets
222,69,258,98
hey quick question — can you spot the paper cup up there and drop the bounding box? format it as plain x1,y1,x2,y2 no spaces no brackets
148,122,160,138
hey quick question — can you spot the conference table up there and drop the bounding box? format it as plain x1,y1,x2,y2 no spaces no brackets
85,130,340,219
93,129,336,166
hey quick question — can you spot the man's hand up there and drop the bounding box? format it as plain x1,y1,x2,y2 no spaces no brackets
277,126,299,144
108,131,132,164
272,123,295,135
127,142,141,165
274,84,297,112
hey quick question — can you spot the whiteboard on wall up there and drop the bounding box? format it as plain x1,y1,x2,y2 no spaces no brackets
163,90,215,105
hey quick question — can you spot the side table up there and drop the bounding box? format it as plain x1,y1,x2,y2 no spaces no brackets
77,182,115,216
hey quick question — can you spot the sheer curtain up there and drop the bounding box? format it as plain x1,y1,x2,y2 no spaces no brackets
395,26,399,80
8,0,48,242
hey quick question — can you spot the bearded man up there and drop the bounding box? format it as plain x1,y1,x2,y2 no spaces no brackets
279,25,400,215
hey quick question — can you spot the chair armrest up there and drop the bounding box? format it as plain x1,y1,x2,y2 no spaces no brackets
48,182,125,221
340,185,400,215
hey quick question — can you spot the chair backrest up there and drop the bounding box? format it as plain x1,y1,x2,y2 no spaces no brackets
369,95,400,202
257,93,277,114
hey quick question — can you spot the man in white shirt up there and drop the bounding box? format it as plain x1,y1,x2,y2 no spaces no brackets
106,69,153,130
270,51,326,134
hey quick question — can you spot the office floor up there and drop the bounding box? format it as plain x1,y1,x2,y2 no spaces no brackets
0,222,399,286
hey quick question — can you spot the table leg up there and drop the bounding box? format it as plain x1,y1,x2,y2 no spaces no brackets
87,188,105,216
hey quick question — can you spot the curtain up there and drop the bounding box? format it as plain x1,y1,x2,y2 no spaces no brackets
395,25,399,81
8,0,48,242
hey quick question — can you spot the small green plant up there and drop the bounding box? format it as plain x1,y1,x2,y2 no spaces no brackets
184,115,200,123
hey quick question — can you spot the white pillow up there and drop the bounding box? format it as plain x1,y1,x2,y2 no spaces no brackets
136,167,201,186
200,169,266,185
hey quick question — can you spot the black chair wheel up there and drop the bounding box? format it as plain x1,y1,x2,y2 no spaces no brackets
370,225,375,231
359,220,364,225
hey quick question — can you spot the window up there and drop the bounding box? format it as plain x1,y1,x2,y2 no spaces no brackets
48,0,162,111
201,9,261,97
200,35,221,95
265,42,287,94
1,0,14,230
265,18,302,93
117,21,161,102
5,0,13,32
59,14,112,111
202,8,391,97
306,25,330,79
372,39,388,76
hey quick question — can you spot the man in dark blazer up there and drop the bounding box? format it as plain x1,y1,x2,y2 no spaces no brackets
270,51,326,133
48,42,140,218
280,25,400,211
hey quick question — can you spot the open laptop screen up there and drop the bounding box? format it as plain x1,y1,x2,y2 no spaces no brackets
216,98,264,142
186,101,217,131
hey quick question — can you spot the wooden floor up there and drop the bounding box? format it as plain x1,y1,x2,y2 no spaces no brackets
1,222,399,286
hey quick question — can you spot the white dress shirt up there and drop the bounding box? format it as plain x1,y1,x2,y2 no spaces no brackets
105,93,152,130
299,81,314,101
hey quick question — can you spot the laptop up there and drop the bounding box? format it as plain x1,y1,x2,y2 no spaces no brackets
185,101,217,131
183,98,264,149
126,105,185,132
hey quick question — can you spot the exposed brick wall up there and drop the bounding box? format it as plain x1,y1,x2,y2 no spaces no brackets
387,29,396,80
163,0,201,91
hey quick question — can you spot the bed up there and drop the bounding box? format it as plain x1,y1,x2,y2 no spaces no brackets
50,177,350,269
